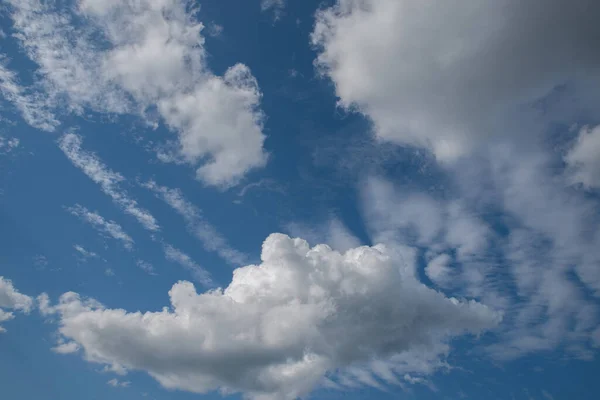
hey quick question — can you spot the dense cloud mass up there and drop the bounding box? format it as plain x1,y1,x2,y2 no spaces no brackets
42,234,500,399
565,125,600,190
5,0,267,186
313,0,600,161
0,276,33,332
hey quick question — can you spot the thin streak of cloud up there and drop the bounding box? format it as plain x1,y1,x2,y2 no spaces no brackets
59,133,159,232
143,180,247,266
67,205,134,250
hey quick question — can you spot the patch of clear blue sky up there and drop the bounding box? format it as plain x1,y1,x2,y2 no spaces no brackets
1,1,600,399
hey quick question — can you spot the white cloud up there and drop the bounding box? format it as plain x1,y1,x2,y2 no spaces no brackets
163,244,213,287
73,244,98,259
361,169,600,360
206,22,224,38
285,218,361,253
0,276,34,332
261,0,286,19
107,378,130,388
0,53,58,131
59,133,159,232
43,233,499,399
144,180,247,266
136,260,157,276
425,254,453,288
0,135,20,155
67,205,135,250
565,125,600,190
8,0,268,186
52,341,80,354
312,0,600,162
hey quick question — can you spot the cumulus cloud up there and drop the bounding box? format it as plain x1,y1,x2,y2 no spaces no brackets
285,218,361,253
42,234,499,399
59,133,159,232
67,205,135,250
143,180,247,266
0,276,34,332
565,125,600,190
7,0,267,186
312,0,600,161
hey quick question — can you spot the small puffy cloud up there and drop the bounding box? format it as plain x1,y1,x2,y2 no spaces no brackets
312,0,600,161
0,135,20,155
0,276,34,332
52,341,80,354
425,254,453,287
8,0,268,186
44,234,500,399
73,244,98,260
565,125,600,190
107,378,130,388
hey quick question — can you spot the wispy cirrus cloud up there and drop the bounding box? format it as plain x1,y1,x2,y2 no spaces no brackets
143,180,247,266
59,133,159,232
163,244,213,287
0,53,58,131
67,205,134,250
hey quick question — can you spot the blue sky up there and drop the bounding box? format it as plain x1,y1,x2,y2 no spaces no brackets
1,0,600,399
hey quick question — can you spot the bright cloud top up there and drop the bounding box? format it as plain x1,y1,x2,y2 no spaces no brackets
313,0,600,161
42,234,500,399
6,0,267,186
0,276,33,332
565,125,600,190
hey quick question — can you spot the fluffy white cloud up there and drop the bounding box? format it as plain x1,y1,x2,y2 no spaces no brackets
425,254,452,287
8,0,267,186
0,276,34,332
59,133,160,232
565,125,600,190
312,0,600,161
286,218,361,253
143,180,247,266
67,205,135,250
43,234,499,399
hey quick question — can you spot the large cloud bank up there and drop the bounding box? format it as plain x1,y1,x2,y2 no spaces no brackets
41,234,500,399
